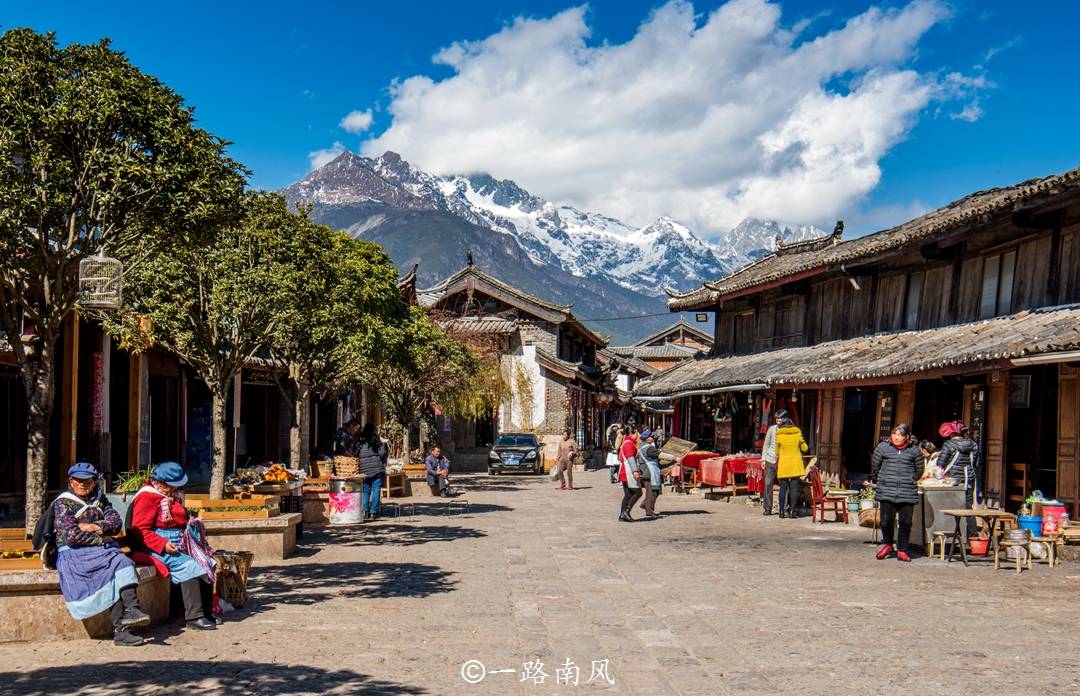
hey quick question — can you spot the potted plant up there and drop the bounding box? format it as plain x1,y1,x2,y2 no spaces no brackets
858,485,876,510
106,466,153,528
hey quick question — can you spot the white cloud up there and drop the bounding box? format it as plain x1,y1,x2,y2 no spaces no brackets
308,141,346,170
339,109,374,134
359,0,981,234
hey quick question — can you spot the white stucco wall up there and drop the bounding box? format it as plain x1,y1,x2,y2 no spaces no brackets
502,344,545,432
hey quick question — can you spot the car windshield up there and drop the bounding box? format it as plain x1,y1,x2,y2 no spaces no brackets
495,435,538,448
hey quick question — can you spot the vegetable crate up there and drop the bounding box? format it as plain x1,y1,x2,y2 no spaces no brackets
185,496,280,520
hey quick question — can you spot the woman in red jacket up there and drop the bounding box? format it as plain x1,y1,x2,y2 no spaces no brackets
618,426,643,522
128,462,218,630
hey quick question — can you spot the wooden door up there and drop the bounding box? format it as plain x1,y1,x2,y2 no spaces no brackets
1058,365,1080,516
818,388,845,478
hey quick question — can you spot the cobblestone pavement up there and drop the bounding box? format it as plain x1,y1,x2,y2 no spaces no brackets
2,469,1080,695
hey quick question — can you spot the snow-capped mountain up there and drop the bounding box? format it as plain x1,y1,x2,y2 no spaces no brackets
281,151,821,298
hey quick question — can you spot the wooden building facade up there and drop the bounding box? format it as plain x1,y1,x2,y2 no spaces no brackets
642,167,1080,516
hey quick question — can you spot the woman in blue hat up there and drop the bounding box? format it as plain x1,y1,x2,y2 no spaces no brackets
51,462,151,646
128,462,218,631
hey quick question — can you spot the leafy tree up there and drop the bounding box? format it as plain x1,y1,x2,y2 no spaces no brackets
107,192,295,497
358,307,478,459
266,215,406,469
0,29,245,531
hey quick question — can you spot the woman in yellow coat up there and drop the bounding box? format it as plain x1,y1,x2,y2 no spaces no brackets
775,415,808,518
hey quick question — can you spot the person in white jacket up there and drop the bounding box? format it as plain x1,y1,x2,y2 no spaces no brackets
760,410,786,515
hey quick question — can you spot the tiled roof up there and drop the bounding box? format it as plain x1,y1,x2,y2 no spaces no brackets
535,347,600,386
438,317,517,334
668,166,1080,311
418,264,572,313
635,304,1080,397
607,344,701,360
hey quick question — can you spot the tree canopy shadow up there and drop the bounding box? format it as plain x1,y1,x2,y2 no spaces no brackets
304,523,488,548
0,660,427,695
247,560,455,608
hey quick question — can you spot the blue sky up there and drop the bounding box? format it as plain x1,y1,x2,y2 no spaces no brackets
5,0,1079,237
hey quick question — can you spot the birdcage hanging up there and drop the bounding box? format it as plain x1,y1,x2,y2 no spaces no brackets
78,251,123,310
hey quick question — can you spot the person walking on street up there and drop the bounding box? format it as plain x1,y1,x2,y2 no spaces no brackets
938,420,979,538
606,424,623,484
760,410,785,515
557,430,577,491
638,430,663,518
425,446,451,497
617,430,642,522
356,423,389,520
775,414,808,518
871,424,921,562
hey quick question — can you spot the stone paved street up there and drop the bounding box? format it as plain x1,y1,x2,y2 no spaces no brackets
2,469,1080,695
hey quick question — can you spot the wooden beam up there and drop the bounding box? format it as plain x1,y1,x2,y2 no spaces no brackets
59,314,79,470
1058,365,1080,517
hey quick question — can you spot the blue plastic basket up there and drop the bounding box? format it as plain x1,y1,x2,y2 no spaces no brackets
1017,515,1042,536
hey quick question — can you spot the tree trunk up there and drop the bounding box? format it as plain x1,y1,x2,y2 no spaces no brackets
289,382,309,471
210,388,229,498
23,353,56,536
402,420,410,464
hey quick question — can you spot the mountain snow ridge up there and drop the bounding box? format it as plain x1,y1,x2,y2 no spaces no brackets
281,151,823,297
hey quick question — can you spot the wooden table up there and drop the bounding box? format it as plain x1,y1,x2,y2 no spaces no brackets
941,509,1016,566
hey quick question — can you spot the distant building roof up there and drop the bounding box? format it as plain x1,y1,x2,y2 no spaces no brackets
667,166,1080,311
632,316,714,348
636,304,1080,398
417,264,608,347
438,317,516,334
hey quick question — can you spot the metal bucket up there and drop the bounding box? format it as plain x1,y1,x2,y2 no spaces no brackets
328,477,363,524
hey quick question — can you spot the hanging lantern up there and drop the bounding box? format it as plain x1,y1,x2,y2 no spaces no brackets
78,251,123,310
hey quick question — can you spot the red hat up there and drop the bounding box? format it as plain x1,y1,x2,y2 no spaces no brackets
938,421,965,438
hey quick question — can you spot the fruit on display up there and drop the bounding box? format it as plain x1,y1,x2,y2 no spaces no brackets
262,463,294,482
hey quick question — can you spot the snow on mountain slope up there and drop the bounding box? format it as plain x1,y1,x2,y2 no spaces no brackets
281,151,823,296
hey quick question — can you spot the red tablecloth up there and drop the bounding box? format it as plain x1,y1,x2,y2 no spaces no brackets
699,455,765,493
681,452,720,470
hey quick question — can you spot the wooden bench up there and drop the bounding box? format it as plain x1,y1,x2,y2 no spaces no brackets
0,565,170,643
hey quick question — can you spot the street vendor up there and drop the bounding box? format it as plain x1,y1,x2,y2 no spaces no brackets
127,462,219,631
938,420,980,537
49,462,151,646
357,422,390,520
334,418,361,455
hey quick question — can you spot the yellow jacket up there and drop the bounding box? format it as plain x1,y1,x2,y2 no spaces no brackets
775,425,808,479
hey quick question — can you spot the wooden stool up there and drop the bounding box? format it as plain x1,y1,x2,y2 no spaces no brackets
995,539,1032,573
1030,536,1059,567
930,531,951,560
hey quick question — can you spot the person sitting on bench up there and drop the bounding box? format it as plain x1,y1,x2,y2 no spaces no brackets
425,446,451,497
51,462,151,646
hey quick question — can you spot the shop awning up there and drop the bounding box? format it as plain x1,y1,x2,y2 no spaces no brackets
634,304,1080,398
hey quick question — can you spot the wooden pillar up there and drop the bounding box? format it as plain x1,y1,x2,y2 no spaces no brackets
127,350,143,471
985,369,1009,505
59,314,80,469
1057,364,1080,517
895,382,915,427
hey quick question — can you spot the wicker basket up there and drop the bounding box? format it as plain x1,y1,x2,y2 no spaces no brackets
333,456,360,477
214,550,254,609
858,507,880,529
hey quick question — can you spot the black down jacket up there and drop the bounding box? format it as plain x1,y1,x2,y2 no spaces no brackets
871,441,921,504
